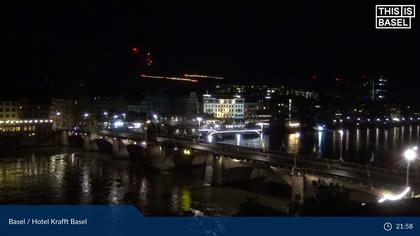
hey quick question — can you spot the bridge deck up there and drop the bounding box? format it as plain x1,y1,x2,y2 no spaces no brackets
157,136,420,192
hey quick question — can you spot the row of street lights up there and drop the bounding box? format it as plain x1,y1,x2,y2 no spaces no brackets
333,128,417,203
379,145,420,203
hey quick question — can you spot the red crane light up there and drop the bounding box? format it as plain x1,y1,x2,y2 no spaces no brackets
132,47,139,54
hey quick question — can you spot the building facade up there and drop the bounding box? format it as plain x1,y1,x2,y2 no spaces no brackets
244,100,274,122
49,98,75,129
364,75,388,101
146,92,200,117
0,100,18,120
203,94,244,120
214,84,319,100
74,96,128,116
15,98,75,129
0,101,54,135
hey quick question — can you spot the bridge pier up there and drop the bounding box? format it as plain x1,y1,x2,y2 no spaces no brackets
83,136,90,151
211,155,223,186
58,130,69,146
83,134,99,151
144,143,176,170
82,132,100,151
192,152,213,167
208,155,271,186
112,138,130,158
90,139,99,151
89,133,99,151
291,171,305,204
204,160,214,186
262,167,317,203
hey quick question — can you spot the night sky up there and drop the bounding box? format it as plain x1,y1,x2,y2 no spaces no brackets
1,1,418,100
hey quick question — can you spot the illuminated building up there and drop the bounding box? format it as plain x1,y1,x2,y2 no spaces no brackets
214,84,319,100
49,98,75,129
0,118,54,148
0,119,53,134
144,91,200,117
18,98,75,129
244,102,263,119
17,99,51,119
364,75,388,101
0,100,18,120
73,95,128,117
244,99,272,122
203,94,244,120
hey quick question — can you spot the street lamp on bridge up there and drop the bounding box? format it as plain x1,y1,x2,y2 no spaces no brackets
196,117,202,129
377,146,418,204
404,147,417,187
338,129,344,162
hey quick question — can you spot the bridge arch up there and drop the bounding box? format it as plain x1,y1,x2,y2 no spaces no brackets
91,138,113,153
68,134,84,146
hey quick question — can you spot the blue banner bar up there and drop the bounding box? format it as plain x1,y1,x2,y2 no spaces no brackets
0,206,418,236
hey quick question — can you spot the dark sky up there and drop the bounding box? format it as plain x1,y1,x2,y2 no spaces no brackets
1,1,418,100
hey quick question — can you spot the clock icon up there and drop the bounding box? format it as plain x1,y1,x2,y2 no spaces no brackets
384,222,393,231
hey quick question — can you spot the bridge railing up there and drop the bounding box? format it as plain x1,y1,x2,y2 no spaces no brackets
157,134,420,177
217,142,420,176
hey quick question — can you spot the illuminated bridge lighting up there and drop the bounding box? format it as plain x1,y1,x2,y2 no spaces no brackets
0,119,53,125
378,186,411,203
184,74,224,80
288,122,300,128
204,129,262,136
140,74,198,83
183,149,192,156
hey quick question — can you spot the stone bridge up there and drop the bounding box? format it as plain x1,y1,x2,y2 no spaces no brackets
53,129,416,203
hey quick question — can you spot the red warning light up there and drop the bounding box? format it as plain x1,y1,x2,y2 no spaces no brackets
132,47,139,54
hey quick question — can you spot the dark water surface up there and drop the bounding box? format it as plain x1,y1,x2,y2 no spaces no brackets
2,126,416,215
221,125,420,168
0,147,289,216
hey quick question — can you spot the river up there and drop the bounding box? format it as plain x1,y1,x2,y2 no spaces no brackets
0,147,289,216
220,125,420,168
1,125,417,215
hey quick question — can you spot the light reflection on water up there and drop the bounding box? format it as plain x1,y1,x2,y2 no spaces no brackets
0,147,289,216
219,125,420,166
2,125,418,215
